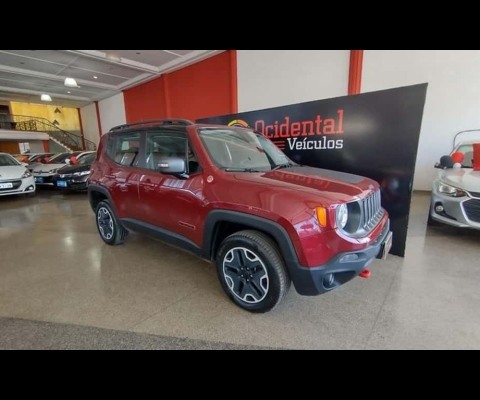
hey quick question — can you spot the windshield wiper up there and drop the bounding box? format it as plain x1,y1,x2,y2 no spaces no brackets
222,167,262,173
273,162,296,171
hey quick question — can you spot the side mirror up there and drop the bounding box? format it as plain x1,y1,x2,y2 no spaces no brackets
158,157,187,177
21,162,28,167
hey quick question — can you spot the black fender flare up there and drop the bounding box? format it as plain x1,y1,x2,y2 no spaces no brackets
202,210,301,267
88,185,115,213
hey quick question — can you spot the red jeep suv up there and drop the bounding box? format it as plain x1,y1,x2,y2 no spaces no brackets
88,119,392,313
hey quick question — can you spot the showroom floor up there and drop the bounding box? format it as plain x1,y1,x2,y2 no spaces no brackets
0,190,479,350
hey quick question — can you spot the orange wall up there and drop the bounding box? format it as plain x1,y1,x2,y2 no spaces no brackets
124,51,236,123
0,142,20,154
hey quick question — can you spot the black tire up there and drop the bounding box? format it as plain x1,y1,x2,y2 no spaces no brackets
95,201,128,246
216,230,291,313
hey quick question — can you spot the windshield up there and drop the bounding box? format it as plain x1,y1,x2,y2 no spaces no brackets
0,154,20,167
453,144,478,168
30,154,52,163
199,128,292,171
48,153,79,164
77,153,96,165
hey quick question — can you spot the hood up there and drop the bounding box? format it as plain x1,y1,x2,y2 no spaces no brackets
233,166,378,203
439,168,480,192
32,163,66,173
0,166,28,180
58,164,91,175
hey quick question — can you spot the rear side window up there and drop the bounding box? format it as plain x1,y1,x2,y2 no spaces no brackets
107,132,141,167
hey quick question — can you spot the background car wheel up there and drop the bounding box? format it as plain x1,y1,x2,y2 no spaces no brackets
96,201,128,246
216,230,291,313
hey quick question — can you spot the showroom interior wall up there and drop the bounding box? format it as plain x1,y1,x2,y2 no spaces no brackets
236,50,350,112
79,103,100,146
362,50,480,190
98,93,127,133
123,50,236,122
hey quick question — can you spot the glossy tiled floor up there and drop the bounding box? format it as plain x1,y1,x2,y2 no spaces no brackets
1,189,479,350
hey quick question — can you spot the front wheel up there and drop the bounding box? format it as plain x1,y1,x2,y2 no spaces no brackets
216,230,291,313
95,201,128,245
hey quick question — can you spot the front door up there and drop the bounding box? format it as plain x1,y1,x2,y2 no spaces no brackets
138,130,205,246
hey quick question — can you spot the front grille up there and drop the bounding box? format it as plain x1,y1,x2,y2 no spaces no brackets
463,199,480,223
469,191,480,199
361,190,384,231
0,180,22,192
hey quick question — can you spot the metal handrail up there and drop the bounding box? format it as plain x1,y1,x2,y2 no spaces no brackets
0,114,97,151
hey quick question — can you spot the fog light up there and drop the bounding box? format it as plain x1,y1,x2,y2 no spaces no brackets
435,205,445,214
340,254,359,263
323,273,335,289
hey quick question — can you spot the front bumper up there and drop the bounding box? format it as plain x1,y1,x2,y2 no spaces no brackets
51,175,89,190
0,177,36,197
430,187,480,230
288,220,392,296
33,173,55,185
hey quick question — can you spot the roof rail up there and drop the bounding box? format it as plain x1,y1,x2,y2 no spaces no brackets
109,119,194,132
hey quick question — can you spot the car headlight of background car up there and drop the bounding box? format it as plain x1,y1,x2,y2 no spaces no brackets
21,171,32,179
73,171,91,177
438,182,466,197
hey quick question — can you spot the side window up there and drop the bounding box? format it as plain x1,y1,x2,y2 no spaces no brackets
107,132,141,167
145,131,187,171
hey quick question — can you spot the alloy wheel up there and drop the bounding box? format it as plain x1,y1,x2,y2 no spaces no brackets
97,207,114,240
223,247,269,304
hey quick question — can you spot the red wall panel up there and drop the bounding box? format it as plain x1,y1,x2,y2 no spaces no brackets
123,51,235,123
124,76,168,123
168,51,233,121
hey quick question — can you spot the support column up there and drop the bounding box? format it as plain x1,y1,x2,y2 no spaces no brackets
43,140,50,153
348,50,364,95
77,108,86,150
230,50,238,113
95,101,103,137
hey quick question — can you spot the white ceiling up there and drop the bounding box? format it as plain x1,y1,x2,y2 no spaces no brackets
0,50,224,109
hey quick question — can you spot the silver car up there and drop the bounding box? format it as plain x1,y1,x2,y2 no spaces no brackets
429,138,480,229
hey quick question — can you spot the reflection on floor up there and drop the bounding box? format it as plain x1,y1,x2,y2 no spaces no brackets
1,189,479,350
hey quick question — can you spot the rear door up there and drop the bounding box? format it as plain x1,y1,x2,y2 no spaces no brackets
105,131,143,220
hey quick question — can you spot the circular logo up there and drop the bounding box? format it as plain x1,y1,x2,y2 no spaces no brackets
228,119,250,128
207,176,214,183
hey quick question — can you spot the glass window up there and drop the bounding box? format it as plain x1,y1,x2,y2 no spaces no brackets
0,154,20,166
199,128,291,171
145,131,187,171
454,144,478,168
107,132,141,167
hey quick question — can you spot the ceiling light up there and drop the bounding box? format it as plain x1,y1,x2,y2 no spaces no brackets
67,91,71,94
41,94,52,102
64,77,79,88
54,108,62,114
93,76,98,79
105,50,121,62
53,120,60,126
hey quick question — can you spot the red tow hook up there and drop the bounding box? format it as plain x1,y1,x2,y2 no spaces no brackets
359,269,371,279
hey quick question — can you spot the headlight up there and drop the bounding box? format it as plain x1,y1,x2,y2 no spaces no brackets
21,171,32,179
336,203,349,229
73,170,91,177
438,182,466,197
50,169,58,175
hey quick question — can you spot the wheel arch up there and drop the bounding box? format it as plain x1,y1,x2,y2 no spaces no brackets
203,210,300,267
88,185,115,214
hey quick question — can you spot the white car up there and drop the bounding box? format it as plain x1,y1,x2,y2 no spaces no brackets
0,153,36,197
429,137,480,229
32,151,96,186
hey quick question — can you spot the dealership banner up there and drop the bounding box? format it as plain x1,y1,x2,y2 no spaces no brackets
197,84,428,257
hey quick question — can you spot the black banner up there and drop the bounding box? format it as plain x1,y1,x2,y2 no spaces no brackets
197,84,428,257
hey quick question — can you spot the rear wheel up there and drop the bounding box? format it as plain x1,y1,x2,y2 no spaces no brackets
96,201,128,245
216,230,291,313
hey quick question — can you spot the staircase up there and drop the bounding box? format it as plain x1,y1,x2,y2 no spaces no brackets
0,114,96,152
